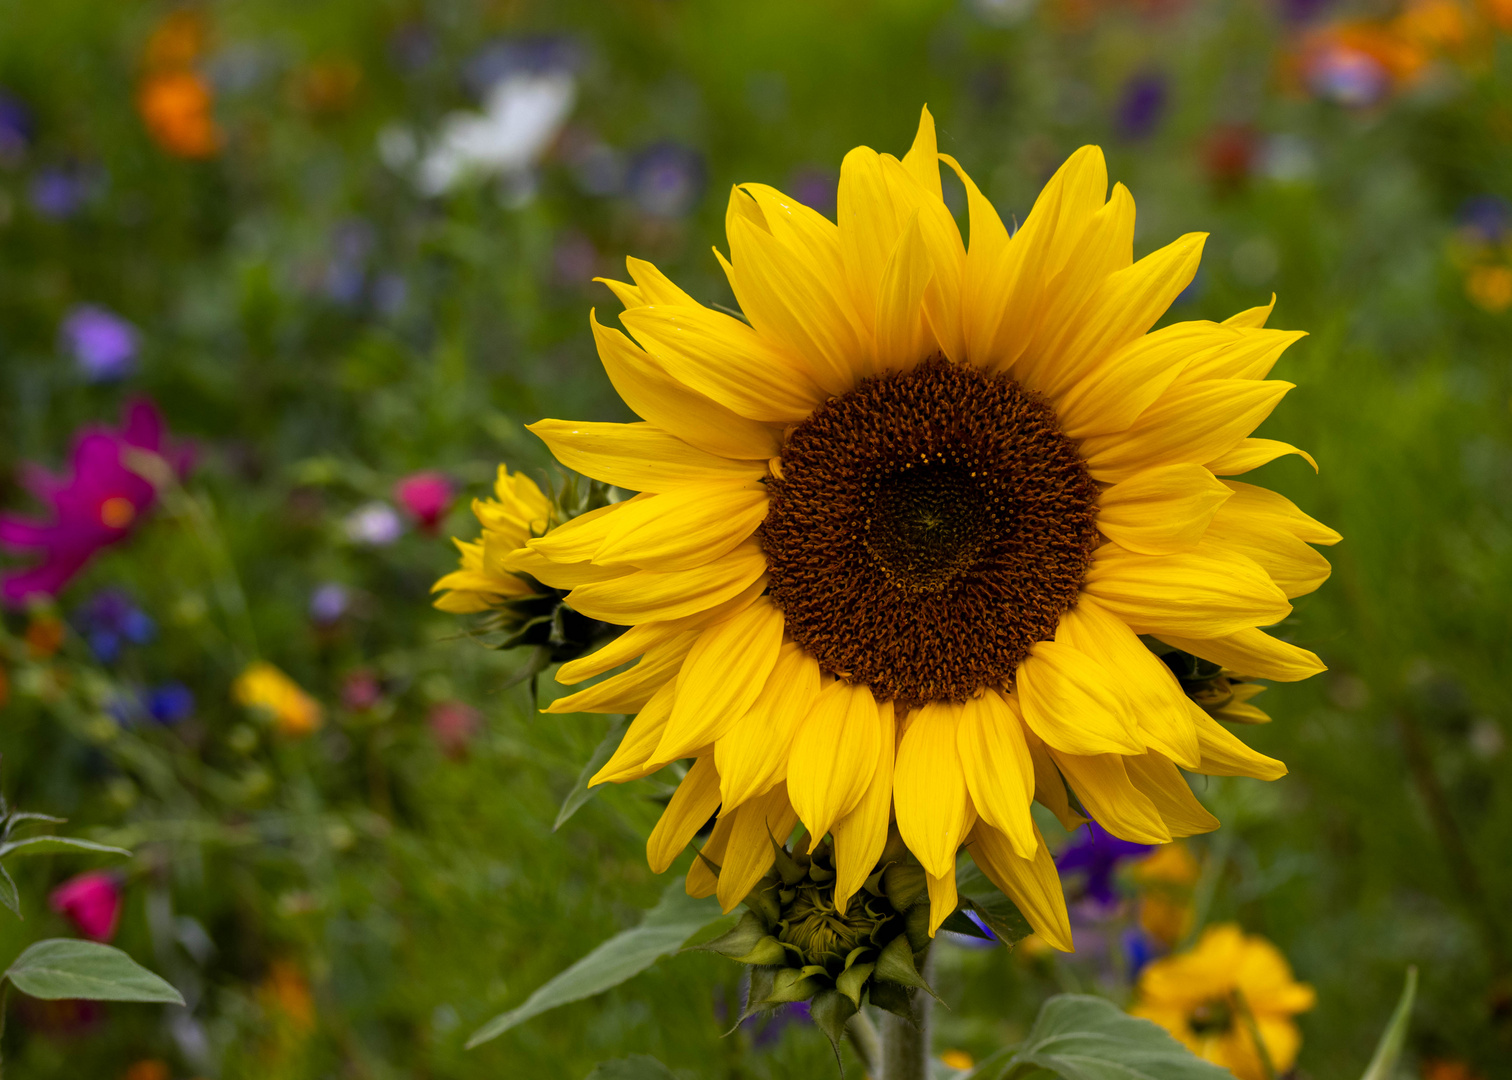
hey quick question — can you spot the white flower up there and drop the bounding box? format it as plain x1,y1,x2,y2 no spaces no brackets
416,72,576,197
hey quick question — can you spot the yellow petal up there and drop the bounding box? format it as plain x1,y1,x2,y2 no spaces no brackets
624,256,698,305
544,633,696,715
1223,294,1276,328
956,689,1037,860
1050,750,1172,844
685,813,733,898
502,546,631,590
1218,481,1341,545
1015,640,1144,756
878,154,965,363
726,186,867,394
1207,438,1318,475
926,863,959,938
1053,320,1208,439
1203,520,1333,599
1080,379,1295,484
1189,705,1287,780
594,482,769,572
1155,627,1325,682
565,540,767,625
1022,723,1087,830
787,680,883,842
1124,752,1220,837
556,621,686,686
590,682,676,786
528,420,766,493
838,146,897,330
716,644,822,811
940,152,1016,368
895,700,972,878
620,304,826,423
966,821,1073,952
872,210,935,373
650,597,786,765
901,104,943,199
646,755,722,873
832,699,896,912
1096,463,1234,555
590,311,781,460
525,501,632,563
1082,542,1292,638
1173,328,1306,384
716,782,799,912
1056,598,1201,769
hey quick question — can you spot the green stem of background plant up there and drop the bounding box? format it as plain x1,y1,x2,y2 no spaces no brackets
879,949,932,1080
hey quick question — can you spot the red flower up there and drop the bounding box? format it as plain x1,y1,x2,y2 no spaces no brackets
49,871,123,942
394,471,455,532
0,399,189,606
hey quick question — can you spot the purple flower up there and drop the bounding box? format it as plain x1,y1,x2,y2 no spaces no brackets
309,582,351,625
626,142,705,219
1115,71,1168,141
1459,196,1511,245
788,168,837,220
0,90,31,163
0,399,190,606
344,501,403,546
1276,0,1332,23
462,36,583,100
75,588,155,663
29,164,96,219
146,682,194,725
1056,823,1152,906
61,305,139,382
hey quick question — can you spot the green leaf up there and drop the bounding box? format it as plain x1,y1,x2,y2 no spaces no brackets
956,863,1034,947
1360,967,1417,1080
5,940,185,1004
466,880,722,1048
998,994,1233,1080
0,863,19,919
0,836,132,860
584,1054,677,1080
554,716,630,831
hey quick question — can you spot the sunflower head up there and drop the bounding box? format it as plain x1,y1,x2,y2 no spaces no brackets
496,104,1339,954
698,833,936,1058
432,466,623,666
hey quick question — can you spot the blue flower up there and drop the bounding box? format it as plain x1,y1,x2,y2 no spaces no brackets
61,305,139,382
146,682,194,725
1115,71,1168,142
626,142,705,219
76,589,156,663
1056,823,1152,906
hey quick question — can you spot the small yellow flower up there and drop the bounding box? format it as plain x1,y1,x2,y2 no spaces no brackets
1132,923,1315,1080
940,1049,975,1069
1467,265,1512,313
1132,841,1200,947
431,465,553,614
233,662,322,737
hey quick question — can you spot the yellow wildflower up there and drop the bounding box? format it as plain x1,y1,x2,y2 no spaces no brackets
233,662,322,737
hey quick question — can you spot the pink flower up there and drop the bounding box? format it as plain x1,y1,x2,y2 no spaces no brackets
0,399,190,606
394,471,454,532
49,871,123,942
428,700,481,760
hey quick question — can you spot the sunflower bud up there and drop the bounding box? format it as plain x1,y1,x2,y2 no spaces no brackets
695,832,935,1061
1144,639,1271,724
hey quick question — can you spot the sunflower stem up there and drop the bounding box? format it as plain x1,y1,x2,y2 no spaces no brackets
880,950,932,1080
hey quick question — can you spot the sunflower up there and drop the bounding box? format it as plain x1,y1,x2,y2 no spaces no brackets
515,107,1338,949
1131,923,1316,1080
431,466,553,615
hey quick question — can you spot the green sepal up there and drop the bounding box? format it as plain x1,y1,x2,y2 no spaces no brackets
694,911,778,964
883,860,926,912
842,946,869,970
765,967,824,1004
809,988,858,1068
939,908,991,939
771,839,808,887
726,966,780,1033
874,934,935,1000
867,978,914,1020
744,883,781,928
836,961,874,1008
903,896,932,953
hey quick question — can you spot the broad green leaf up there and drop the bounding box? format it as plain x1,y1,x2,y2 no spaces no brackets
584,1054,677,1080
467,880,723,1048
5,939,185,1004
955,862,1034,947
0,836,132,860
997,994,1233,1080
1359,967,1417,1080
554,716,630,831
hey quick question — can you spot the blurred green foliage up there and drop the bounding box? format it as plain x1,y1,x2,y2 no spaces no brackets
1,0,1511,1077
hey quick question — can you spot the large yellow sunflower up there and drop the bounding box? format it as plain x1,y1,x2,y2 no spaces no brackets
509,107,1338,950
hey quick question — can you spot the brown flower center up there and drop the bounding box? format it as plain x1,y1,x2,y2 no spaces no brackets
760,358,1098,707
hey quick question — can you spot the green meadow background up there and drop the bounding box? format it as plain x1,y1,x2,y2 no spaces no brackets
1,0,1509,1076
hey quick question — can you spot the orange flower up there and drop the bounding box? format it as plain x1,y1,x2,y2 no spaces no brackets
260,959,315,1031
24,614,65,659
122,1060,170,1080
295,59,363,116
144,10,208,70
1467,265,1512,313
137,71,220,158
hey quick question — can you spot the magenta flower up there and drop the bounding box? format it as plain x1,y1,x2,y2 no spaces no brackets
0,399,188,606
394,471,455,532
49,871,124,942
